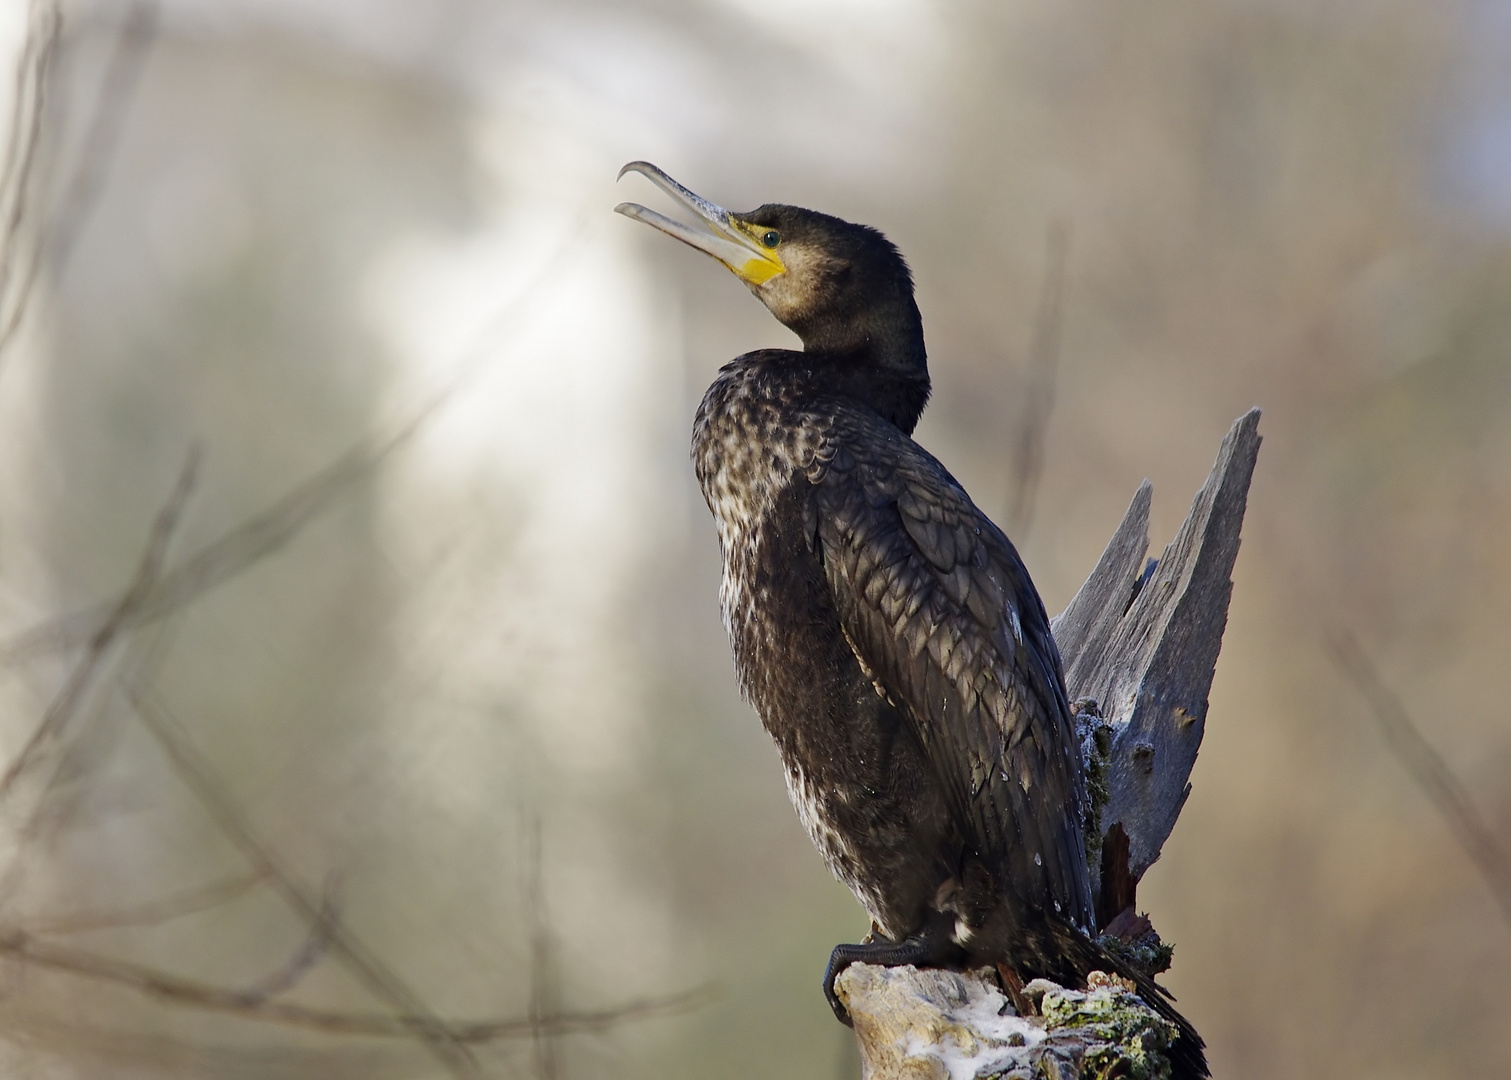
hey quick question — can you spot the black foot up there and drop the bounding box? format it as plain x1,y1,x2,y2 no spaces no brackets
822,922,964,1026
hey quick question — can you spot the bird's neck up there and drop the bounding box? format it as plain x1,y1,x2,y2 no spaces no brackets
798,297,930,434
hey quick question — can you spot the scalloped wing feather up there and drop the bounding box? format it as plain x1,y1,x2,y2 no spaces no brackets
806,403,1095,930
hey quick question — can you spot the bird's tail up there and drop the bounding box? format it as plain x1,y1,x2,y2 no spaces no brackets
964,904,1209,1079
1032,916,1208,1080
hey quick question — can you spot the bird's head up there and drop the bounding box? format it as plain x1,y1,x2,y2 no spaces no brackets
615,162,925,372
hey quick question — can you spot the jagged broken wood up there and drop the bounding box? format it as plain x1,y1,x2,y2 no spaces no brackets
839,409,1262,1079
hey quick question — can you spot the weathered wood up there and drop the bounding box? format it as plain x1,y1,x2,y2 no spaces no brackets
1057,409,1261,883
1051,480,1152,687
845,410,1262,1078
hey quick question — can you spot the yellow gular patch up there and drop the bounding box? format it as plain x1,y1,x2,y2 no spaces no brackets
737,254,786,284
727,220,786,284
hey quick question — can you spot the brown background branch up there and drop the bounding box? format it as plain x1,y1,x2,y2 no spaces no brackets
1005,220,1069,538
1326,627,1511,927
0,449,198,801
24,870,267,935
0,928,707,1043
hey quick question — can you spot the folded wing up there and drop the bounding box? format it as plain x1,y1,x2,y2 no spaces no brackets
804,403,1095,930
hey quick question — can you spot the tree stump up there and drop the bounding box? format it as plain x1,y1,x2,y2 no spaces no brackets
839,409,1262,1079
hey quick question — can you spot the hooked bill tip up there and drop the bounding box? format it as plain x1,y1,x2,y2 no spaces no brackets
617,160,655,181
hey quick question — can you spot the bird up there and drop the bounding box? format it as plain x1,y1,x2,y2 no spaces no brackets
615,161,1207,1078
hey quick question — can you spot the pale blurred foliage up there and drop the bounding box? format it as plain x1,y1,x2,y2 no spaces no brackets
0,0,1506,1077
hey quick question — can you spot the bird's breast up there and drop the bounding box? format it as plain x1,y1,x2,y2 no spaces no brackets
692,371,825,677
690,365,961,938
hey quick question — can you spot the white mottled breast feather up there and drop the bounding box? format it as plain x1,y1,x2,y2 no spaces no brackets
690,360,896,931
692,362,823,694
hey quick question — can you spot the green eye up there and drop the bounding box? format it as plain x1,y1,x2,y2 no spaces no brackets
761,230,780,248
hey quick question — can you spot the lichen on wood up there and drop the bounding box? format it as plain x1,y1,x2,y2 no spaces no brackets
836,965,1179,1080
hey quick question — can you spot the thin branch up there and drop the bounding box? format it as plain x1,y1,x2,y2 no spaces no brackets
0,216,592,1067
0,2,159,367
0,448,199,801
525,815,559,1080
0,418,425,669
1006,220,1069,539
238,876,339,1005
25,869,266,935
1326,626,1511,927
10,604,186,856
124,684,480,1078
7,576,193,876
459,985,711,1041
0,0,62,372
0,0,60,268
0,214,594,672
0,927,708,1041
0,3,48,204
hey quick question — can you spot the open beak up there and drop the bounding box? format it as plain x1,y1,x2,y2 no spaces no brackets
615,162,785,285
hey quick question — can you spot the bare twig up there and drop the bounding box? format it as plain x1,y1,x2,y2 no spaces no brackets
0,1,159,368
46,0,160,275
0,0,62,372
0,418,425,669
1005,220,1069,538
0,214,600,1070
0,215,594,672
0,3,51,205
1325,626,1511,927
7,575,192,878
0,448,198,801
0,0,60,266
0,927,708,1041
237,876,339,1005
25,869,266,935
124,684,481,1078
0,2,55,238
525,815,559,1080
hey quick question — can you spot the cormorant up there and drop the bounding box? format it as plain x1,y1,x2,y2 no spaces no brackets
616,162,1206,1078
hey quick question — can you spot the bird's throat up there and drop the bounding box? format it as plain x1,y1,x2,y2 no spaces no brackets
801,315,930,434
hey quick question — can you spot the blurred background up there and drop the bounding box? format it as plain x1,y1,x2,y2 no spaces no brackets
0,0,1507,1076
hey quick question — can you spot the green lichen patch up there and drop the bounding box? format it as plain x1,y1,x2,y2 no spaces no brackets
1074,699,1114,881
1095,929,1174,979
1039,980,1178,1080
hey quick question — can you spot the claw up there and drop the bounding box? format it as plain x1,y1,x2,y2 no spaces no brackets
823,945,864,1026
820,922,966,1027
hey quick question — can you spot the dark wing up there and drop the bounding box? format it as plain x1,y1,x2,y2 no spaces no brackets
804,402,1095,929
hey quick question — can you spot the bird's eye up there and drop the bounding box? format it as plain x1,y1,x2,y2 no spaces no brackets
761,230,781,248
